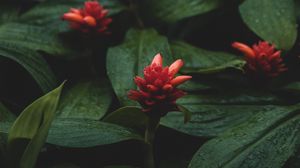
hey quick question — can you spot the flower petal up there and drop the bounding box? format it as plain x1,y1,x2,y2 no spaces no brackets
62,13,84,23
151,53,163,66
232,42,255,58
83,16,97,26
170,75,192,86
169,59,183,77
163,84,173,92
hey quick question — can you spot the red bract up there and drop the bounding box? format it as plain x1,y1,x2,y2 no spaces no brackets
128,53,192,116
232,41,287,77
62,1,112,34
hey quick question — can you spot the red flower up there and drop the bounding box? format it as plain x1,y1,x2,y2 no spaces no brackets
62,1,112,34
128,53,192,116
232,41,287,77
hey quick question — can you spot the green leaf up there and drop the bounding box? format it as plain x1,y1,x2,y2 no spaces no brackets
46,118,143,148
161,89,284,137
0,40,57,92
7,82,64,168
188,104,300,168
140,0,223,23
57,80,113,120
0,23,73,56
0,102,15,168
107,28,173,105
282,82,300,93
103,106,147,133
239,0,297,50
1,118,143,148
171,41,245,74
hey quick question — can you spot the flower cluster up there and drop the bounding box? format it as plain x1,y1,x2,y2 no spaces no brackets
62,1,112,34
128,53,192,116
232,41,287,77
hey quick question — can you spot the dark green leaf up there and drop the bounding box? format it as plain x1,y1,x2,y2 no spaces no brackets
0,102,14,168
161,89,284,137
103,106,147,132
57,80,113,120
188,104,300,168
140,0,223,23
239,0,297,49
171,41,245,74
0,23,74,56
178,80,211,92
1,118,143,148
282,82,300,93
0,40,57,92
47,118,143,148
107,28,173,105
7,82,64,168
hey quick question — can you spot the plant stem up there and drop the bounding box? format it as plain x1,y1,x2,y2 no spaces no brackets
144,116,160,168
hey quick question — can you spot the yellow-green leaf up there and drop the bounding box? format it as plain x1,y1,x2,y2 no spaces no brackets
7,82,65,168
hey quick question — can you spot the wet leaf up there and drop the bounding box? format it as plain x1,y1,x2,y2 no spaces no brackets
171,41,245,74
103,106,147,133
47,118,143,148
140,0,223,23
188,104,300,168
57,80,113,120
161,89,285,137
239,0,297,49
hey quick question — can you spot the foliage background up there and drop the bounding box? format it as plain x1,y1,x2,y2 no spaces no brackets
1,0,300,168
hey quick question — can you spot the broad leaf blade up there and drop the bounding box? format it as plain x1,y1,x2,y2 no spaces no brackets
161,88,285,137
57,80,113,120
7,82,64,168
103,106,147,133
1,118,143,148
0,40,57,92
239,0,297,49
171,41,245,74
107,28,172,105
188,104,300,168
46,118,143,148
140,0,222,23
0,102,15,168
0,23,73,56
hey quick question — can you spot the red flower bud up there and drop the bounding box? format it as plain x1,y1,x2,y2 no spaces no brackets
62,1,112,34
128,53,192,116
232,41,287,78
